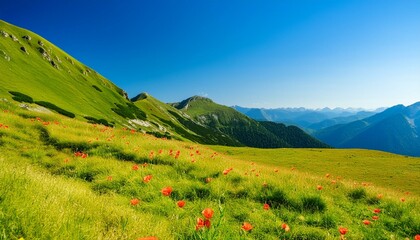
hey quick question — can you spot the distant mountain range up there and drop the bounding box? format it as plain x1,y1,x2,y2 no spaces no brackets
314,102,420,157
0,20,327,149
232,106,384,132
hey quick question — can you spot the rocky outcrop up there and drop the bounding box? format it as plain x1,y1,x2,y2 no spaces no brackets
11,34,18,41
0,50,11,61
22,35,31,41
20,46,28,54
38,47,51,61
1,30,9,37
50,60,59,69
38,40,44,46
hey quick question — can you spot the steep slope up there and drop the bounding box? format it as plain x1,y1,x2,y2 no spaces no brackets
132,93,242,146
172,96,329,148
315,102,420,156
0,20,140,126
259,121,329,148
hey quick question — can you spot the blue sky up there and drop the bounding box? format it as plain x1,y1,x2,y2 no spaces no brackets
1,0,419,108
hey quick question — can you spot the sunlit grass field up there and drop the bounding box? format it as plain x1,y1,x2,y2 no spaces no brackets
0,100,419,239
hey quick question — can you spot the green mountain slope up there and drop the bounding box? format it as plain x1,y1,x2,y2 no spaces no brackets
1,20,327,149
132,92,241,145
0,20,138,126
172,96,329,148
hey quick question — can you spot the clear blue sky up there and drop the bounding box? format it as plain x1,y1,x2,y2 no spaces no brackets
1,0,419,108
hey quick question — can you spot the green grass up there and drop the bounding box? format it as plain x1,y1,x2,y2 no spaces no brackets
1,100,419,239
0,20,130,124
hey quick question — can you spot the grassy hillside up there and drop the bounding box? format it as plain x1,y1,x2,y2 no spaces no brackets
0,20,138,126
173,96,329,148
132,93,242,146
1,100,419,239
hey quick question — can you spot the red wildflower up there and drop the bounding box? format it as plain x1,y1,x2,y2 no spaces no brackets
202,208,214,219
223,167,233,175
415,234,420,240
377,194,383,199
81,153,88,158
143,175,152,183
205,177,212,183
339,227,348,235
281,223,290,232
373,208,381,214
130,198,140,206
132,165,139,171
107,176,113,181
401,197,406,202
362,220,371,225
317,185,323,190
372,215,379,220
325,173,330,178
195,218,204,230
137,237,158,240
241,222,253,231
204,219,211,228
177,200,186,208
161,186,172,196
263,203,270,210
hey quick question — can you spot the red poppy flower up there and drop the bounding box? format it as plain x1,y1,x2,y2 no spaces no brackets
161,186,172,196
362,220,371,225
132,165,139,171
373,208,381,214
372,215,379,220
107,176,113,181
81,153,88,158
223,167,233,175
196,218,204,230
377,194,383,199
415,234,420,240
281,223,290,232
338,227,348,235
401,198,405,202
202,208,214,219
130,198,140,206
177,200,185,208
317,185,323,190
241,222,253,231
137,237,158,240
204,219,211,228
143,175,152,183
263,203,270,210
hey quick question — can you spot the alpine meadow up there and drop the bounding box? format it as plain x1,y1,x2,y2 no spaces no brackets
1,10,420,240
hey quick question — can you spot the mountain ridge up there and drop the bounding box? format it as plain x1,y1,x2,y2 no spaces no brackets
314,102,420,156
